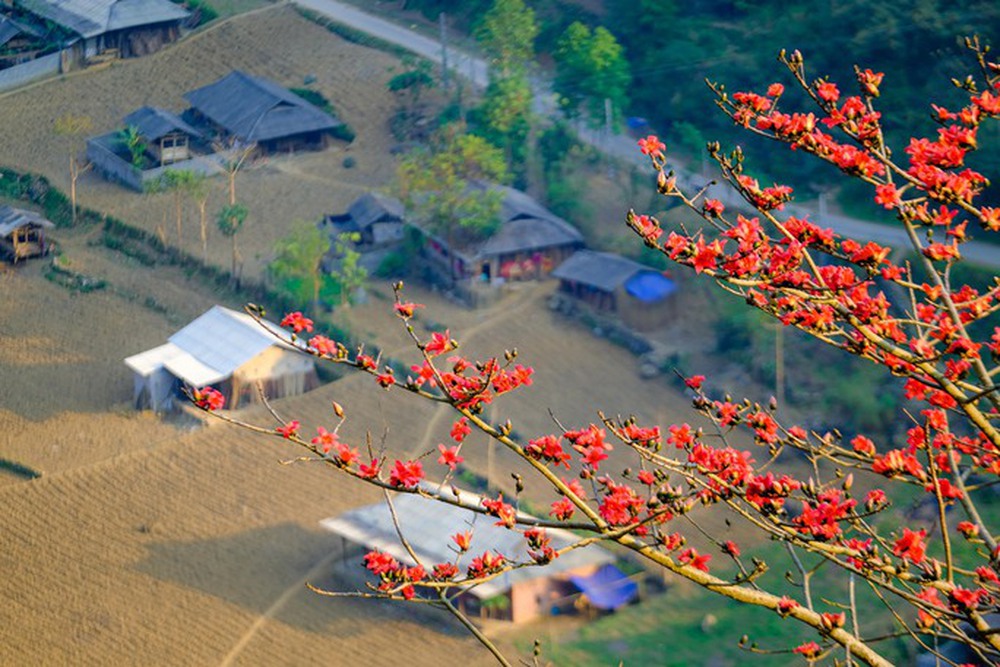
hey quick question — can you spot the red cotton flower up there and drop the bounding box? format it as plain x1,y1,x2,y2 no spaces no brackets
450,417,471,443
817,81,840,103
637,134,665,158
549,497,575,521
452,531,472,552
388,459,424,488
684,374,705,390
794,641,822,659
777,596,799,617
358,458,380,479
437,444,464,470
311,426,339,453
892,528,928,564
678,547,711,572
280,311,314,333
424,330,456,357
766,83,785,97
275,420,300,439
192,387,225,411
394,301,423,319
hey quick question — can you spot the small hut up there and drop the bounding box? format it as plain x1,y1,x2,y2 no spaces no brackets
0,205,53,262
122,106,202,166
124,305,318,412
552,250,678,331
324,192,405,249
321,490,636,623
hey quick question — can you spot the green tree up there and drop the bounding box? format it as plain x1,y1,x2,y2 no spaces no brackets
161,169,199,247
216,202,248,283
330,232,368,307
473,0,538,179
554,22,632,128
474,0,538,79
397,128,508,247
269,222,332,310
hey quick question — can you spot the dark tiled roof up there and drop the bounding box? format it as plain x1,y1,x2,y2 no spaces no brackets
478,215,583,257
184,71,342,143
552,250,652,292
346,192,404,229
123,106,202,142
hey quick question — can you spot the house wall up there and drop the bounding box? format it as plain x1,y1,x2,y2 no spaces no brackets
0,49,59,91
88,134,220,191
229,347,318,408
619,291,674,332
370,221,404,246
510,564,605,623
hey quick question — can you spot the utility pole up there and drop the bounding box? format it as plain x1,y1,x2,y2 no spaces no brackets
440,12,449,90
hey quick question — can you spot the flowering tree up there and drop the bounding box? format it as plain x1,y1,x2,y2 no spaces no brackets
193,39,1000,666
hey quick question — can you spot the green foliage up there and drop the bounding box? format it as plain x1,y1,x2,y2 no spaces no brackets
474,0,538,79
396,128,508,242
118,125,147,170
268,222,331,307
554,22,631,127
330,232,368,305
216,203,247,238
183,0,219,25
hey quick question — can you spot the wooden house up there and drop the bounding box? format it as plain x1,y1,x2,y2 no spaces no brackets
124,305,318,412
552,250,678,331
420,183,585,284
0,204,53,262
321,490,636,624
183,71,345,154
16,0,188,59
324,191,405,249
122,106,202,166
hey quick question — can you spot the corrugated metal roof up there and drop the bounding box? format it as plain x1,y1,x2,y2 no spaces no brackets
0,205,54,237
184,71,342,143
0,17,24,47
124,305,292,387
321,490,614,599
123,106,202,142
346,192,404,230
551,250,650,292
19,0,188,39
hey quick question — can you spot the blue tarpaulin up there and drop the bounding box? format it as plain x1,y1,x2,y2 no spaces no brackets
625,271,677,303
569,564,639,610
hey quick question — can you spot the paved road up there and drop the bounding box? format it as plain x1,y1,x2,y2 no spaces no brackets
294,0,999,270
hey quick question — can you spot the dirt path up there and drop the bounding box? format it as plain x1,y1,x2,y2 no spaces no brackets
213,283,550,666
216,548,343,667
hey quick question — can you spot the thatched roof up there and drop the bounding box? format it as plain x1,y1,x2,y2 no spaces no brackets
346,192,404,229
321,490,614,599
124,305,294,386
184,71,342,143
123,106,202,142
19,0,188,39
0,205,53,237
553,250,677,301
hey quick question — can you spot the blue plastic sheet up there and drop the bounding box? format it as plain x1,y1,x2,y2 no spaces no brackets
569,564,638,610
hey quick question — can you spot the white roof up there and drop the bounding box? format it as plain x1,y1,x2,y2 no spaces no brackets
124,305,291,386
321,488,614,599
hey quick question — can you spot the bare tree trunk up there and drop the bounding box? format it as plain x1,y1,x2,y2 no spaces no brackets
199,200,208,262
69,154,77,224
174,192,183,246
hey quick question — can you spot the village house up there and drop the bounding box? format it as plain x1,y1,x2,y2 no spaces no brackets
321,491,637,624
552,250,678,332
0,204,52,262
124,305,317,412
323,191,405,250
419,182,585,285
0,13,45,68
183,70,345,154
121,105,202,166
15,0,189,59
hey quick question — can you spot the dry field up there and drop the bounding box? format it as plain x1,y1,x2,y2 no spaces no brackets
0,7,775,665
0,4,406,279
